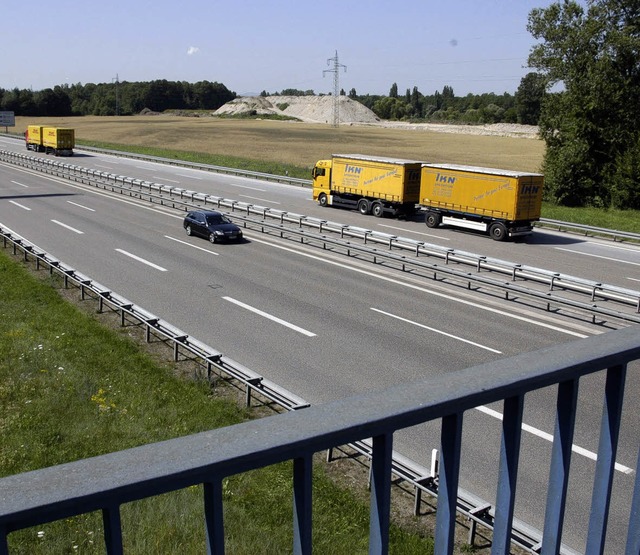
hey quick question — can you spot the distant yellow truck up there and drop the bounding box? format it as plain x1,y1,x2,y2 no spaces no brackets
419,163,544,241
25,125,75,156
311,154,422,218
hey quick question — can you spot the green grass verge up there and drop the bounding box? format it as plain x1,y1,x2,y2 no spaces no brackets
0,249,434,554
78,140,312,181
541,202,640,234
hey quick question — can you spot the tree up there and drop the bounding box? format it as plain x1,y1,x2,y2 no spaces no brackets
515,72,546,125
528,0,640,208
389,82,398,99
441,85,455,109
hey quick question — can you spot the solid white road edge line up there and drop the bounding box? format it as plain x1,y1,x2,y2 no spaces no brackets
475,404,634,475
223,296,316,337
371,307,502,354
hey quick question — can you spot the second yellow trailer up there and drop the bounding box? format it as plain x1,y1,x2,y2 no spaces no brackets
419,163,544,241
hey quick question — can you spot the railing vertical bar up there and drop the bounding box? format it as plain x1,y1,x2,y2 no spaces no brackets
369,433,393,555
625,443,640,555
435,412,464,555
542,378,579,554
204,480,225,555
293,454,313,555
492,394,524,554
585,363,627,555
0,526,8,555
102,505,124,555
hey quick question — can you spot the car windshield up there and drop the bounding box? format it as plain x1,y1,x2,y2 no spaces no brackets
206,214,231,225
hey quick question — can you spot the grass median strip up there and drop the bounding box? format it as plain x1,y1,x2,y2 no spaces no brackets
0,249,435,554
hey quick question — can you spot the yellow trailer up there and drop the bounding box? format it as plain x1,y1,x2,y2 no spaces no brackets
312,154,422,218
25,125,74,156
42,127,74,156
419,163,544,240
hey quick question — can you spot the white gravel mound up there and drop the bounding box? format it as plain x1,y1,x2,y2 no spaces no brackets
214,95,539,138
214,95,380,124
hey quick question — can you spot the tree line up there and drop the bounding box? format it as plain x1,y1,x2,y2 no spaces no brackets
260,84,541,126
0,80,236,117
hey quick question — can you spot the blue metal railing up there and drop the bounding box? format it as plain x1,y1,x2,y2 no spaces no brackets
1,326,639,554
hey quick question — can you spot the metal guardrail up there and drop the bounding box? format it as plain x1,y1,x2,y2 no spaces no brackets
2,314,637,554
537,218,640,243
2,148,639,324
0,222,567,554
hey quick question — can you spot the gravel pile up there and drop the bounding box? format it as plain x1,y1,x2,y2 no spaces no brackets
214,95,380,124
214,96,539,138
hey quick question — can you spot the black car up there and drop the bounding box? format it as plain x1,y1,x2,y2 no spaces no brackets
183,210,243,243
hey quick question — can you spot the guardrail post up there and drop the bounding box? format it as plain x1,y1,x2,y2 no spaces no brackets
492,395,524,553
145,319,159,342
370,433,393,555
102,505,124,555
204,480,225,555
542,378,579,554
586,363,627,554
435,412,463,555
625,445,640,554
293,454,313,555
0,525,8,555
120,304,133,327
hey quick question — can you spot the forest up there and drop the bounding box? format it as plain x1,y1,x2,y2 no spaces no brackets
0,80,236,118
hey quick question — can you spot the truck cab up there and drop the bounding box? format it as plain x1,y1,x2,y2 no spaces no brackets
312,159,332,206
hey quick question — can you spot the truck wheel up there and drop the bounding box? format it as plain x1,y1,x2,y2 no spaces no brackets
357,199,370,215
425,212,441,228
318,193,328,207
372,202,384,218
489,222,508,241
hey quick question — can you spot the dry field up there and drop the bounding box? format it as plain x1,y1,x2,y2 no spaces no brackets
15,115,545,173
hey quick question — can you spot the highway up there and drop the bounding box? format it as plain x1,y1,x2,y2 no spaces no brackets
1,138,639,553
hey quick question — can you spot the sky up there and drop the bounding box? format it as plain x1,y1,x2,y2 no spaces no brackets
2,0,562,97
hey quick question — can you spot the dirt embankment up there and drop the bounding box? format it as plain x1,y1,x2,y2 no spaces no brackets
214,95,540,139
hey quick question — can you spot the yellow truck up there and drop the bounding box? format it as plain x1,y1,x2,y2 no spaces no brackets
419,163,544,241
312,154,422,218
25,125,75,156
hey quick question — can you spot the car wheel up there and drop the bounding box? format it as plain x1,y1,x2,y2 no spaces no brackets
185,225,192,236
209,233,217,244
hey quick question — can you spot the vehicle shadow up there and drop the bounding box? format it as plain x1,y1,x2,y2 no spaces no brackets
0,193,78,200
